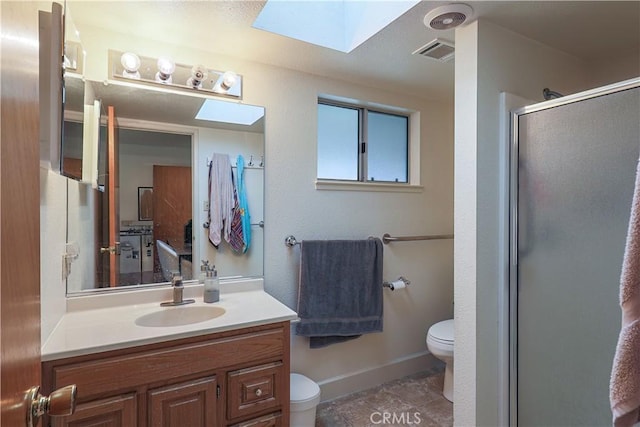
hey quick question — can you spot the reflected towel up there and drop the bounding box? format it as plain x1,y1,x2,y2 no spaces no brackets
228,170,244,253
611,158,640,427
236,155,251,253
295,239,383,349
207,153,234,247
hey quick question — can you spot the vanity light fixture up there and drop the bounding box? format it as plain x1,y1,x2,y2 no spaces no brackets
155,56,176,84
187,64,208,89
120,52,141,79
109,49,243,99
212,71,238,94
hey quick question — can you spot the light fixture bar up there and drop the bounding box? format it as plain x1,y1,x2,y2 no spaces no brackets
108,49,242,99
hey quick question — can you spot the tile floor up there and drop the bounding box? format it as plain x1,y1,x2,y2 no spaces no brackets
315,368,453,427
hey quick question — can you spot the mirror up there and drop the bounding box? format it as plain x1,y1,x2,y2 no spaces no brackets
61,74,85,180
61,9,85,179
65,79,265,294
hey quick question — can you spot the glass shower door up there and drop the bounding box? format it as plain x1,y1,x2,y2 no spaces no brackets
513,85,640,426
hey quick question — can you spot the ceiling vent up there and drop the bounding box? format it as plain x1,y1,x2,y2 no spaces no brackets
423,3,473,30
412,39,455,62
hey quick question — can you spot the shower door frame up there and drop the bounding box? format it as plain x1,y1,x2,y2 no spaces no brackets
507,77,640,426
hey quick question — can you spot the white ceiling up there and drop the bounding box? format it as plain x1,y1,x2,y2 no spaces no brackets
68,1,640,102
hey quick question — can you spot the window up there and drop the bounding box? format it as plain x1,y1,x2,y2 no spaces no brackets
317,100,408,183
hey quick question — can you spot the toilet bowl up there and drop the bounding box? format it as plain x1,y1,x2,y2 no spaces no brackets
426,319,454,402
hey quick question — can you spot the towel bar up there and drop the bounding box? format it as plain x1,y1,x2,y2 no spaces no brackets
284,235,379,247
206,220,264,229
285,234,453,246
382,233,454,244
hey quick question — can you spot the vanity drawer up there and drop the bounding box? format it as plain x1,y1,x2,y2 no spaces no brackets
227,362,284,421
230,412,282,427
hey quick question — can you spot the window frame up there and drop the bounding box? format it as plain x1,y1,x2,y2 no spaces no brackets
317,99,410,184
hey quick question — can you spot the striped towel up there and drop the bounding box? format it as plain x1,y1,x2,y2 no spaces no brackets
228,170,244,253
207,153,234,247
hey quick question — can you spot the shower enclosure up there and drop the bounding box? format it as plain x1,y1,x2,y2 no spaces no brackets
510,79,640,425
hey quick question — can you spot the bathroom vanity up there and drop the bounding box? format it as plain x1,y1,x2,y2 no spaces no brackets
41,283,297,427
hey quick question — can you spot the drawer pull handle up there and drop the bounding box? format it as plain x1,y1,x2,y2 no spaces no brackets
255,388,263,397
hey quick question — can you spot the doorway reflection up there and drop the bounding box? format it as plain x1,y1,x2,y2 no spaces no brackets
99,127,192,287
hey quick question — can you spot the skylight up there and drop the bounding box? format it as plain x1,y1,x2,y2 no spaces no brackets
195,100,264,126
253,0,420,53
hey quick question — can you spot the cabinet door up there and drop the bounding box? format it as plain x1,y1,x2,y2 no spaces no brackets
148,376,217,427
52,393,137,427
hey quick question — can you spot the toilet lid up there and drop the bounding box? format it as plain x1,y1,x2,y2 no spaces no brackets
428,319,454,343
290,373,320,402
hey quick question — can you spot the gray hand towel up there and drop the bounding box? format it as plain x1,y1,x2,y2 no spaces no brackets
295,238,383,348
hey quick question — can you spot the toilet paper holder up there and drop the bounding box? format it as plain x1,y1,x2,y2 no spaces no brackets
383,276,410,290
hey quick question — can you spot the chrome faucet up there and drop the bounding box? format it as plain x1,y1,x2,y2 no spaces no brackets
160,275,195,306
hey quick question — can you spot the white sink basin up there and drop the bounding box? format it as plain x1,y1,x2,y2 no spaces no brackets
135,305,226,327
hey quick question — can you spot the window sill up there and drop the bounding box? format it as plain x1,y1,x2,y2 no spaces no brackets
315,180,423,193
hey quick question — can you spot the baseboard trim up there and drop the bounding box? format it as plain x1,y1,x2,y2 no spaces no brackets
316,351,442,402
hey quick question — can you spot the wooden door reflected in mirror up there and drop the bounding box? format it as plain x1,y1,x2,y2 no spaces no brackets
97,105,120,288
153,166,192,279
138,187,153,221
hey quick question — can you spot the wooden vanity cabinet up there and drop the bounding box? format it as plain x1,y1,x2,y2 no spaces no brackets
42,322,290,427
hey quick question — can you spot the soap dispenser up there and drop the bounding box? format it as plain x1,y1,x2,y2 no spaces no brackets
199,260,210,285
203,265,220,303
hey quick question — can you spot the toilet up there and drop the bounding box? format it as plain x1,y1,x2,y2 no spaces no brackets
426,319,454,402
290,373,321,426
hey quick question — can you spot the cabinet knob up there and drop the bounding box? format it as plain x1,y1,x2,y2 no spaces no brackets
255,388,263,397
27,384,77,426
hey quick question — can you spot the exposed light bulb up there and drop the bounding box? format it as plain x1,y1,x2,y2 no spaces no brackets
120,52,141,79
220,71,237,91
155,56,175,84
212,71,238,94
187,64,208,89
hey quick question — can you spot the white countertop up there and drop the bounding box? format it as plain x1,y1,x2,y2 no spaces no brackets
42,282,297,361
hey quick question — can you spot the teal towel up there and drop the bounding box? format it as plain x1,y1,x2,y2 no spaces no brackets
236,155,251,253
295,238,384,348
